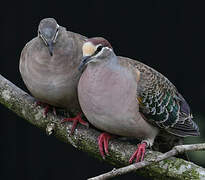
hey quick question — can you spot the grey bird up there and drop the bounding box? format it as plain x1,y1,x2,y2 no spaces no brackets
78,37,200,163
19,18,88,133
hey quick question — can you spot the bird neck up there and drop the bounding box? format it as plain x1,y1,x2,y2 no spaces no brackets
56,27,66,42
105,54,124,72
95,52,119,69
86,54,130,81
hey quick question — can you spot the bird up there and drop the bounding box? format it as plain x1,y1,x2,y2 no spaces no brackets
77,37,200,163
19,18,88,133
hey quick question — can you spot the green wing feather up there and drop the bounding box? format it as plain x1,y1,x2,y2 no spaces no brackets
133,60,200,137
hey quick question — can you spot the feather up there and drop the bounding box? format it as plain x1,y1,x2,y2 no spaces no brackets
133,59,200,137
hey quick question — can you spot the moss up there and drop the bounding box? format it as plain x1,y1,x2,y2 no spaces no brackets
1,74,205,180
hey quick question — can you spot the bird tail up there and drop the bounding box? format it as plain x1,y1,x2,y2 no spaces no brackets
166,116,200,137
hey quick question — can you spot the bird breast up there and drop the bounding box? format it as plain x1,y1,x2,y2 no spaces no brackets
20,38,81,109
78,63,158,138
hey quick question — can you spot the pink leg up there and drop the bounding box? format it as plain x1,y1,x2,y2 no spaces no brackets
98,133,112,159
52,107,57,116
62,112,89,134
44,105,49,117
129,142,147,163
35,101,56,117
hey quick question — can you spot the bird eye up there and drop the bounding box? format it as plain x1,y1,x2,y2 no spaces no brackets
96,45,103,53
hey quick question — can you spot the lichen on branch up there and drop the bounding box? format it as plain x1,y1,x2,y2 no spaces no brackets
0,74,205,180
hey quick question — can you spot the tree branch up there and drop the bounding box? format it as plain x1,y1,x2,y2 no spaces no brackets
88,144,205,180
0,73,205,180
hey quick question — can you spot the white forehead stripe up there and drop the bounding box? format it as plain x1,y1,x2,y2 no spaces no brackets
82,42,96,56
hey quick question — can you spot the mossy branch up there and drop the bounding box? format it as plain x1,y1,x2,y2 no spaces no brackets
0,73,205,180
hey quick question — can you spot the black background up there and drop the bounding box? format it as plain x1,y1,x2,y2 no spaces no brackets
1,1,205,179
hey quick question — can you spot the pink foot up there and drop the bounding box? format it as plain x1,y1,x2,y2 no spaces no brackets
98,132,112,159
35,101,56,117
129,142,147,163
62,113,89,134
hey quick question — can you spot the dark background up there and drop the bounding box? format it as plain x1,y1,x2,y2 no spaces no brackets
1,1,205,179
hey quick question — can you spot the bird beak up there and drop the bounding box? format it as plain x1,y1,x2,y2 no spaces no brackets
47,41,54,56
78,56,92,71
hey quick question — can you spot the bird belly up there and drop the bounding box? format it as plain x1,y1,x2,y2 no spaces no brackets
78,65,158,139
21,57,80,109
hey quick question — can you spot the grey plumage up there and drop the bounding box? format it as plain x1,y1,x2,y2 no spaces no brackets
19,18,87,113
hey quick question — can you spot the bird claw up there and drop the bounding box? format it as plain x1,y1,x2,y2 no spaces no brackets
43,105,50,117
62,112,89,134
129,142,147,163
35,101,56,117
98,133,112,158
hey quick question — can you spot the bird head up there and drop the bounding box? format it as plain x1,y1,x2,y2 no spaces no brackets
38,18,59,56
79,37,113,71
